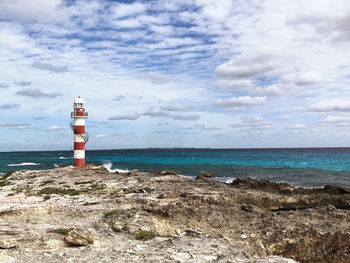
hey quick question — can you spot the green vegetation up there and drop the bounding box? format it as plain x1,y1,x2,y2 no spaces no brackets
40,179,55,186
55,228,70,235
143,187,152,193
7,193,15,197
104,209,118,217
1,171,15,180
24,189,36,196
74,180,94,185
43,195,51,201
39,187,80,196
90,183,105,190
124,189,133,194
0,181,11,187
135,230,156,241
58,182,66,185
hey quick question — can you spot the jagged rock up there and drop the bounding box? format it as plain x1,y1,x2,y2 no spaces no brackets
195,172,215,180
254,256,297,263
155,170,178,176
0,237,18,249
65,227,94,246
1,166,349,262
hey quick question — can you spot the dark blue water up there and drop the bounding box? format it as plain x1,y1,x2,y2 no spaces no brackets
1,148,350,188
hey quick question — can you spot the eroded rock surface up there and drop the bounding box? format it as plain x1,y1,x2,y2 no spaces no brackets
0,166,349,262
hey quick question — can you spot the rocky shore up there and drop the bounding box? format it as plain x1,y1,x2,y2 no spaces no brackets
0,165,349,263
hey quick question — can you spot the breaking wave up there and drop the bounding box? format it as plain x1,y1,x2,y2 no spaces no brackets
103,162,129,173
7,162,41,167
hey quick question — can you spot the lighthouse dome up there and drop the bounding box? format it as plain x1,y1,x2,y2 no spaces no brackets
74,96,85,104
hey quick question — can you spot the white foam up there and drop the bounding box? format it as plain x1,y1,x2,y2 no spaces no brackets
59,156,72,159
103,162,129,173
54,164,59,168
7,162,41,167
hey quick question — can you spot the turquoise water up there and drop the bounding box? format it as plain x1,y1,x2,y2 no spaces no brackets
1,148,350,187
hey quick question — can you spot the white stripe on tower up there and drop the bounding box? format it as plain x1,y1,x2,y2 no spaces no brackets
74,150,85,159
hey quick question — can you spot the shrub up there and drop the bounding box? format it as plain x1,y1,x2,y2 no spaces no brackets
40,180,55,186
135,230,156,241
1,171,15,180
124,190,133,194
0,181,11,187
55,228,70,235
104,209,118,217
43,195,51,201
74,180,93,185
39,187,80,196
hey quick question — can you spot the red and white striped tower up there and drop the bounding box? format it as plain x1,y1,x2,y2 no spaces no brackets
71,96,88,168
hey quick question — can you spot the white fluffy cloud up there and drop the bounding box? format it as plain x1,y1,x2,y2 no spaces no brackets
214,96,267,111
1,0,350,149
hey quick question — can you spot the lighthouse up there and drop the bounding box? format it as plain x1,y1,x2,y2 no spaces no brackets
70,96,88,168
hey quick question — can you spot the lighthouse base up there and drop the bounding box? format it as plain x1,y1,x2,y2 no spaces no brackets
74,158,85,168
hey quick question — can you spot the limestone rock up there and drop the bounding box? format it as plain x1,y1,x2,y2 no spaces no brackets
254,256,298,263
155,170,178,176
195,172,215,180
0,237,18,249
65,227,94,246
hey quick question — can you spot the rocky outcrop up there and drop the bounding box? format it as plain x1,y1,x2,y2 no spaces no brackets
65,227,94,246
0,237,18,249
195,172,215,180
0,166,349,262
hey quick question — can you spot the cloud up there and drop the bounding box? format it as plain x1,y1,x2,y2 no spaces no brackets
15,88,62,98
143,108,169,118
0,104,20,109
288,124,307,130
112,95,125,101
0,0,68,22
230,116,274,130
0,121,30,129
0,83,9,89
112,2,146,18
283,71,323,86
154,130,170,134
160,104,193,111
213,79,253,90
171,114,200,121
143,72,169,84
321,115,350,124
96,134,108,138
214,52,279,80
47,126,65,131
32,61,68,73
214,96,267,111
308,102,350,112
14,81,31,87
108,114,140,121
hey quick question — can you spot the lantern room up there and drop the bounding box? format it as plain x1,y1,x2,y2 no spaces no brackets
71,96,88,118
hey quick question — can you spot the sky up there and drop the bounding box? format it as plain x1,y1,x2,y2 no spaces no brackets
1,0,350,151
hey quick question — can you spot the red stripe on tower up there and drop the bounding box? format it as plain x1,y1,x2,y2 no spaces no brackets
71,96,88,168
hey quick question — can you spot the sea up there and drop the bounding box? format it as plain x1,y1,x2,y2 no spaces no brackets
1,148,350,188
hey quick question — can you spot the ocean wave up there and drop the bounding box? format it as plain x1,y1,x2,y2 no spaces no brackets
7,162,41,167
59,156,72,159
103,162,129,173
54,164,59,168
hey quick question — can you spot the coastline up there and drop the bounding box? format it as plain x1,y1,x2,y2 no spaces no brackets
0,165,349,262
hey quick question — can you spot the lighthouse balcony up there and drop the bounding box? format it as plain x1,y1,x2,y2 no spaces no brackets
71,112,88,118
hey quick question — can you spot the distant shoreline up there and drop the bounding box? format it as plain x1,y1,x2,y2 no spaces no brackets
2,146,350,153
